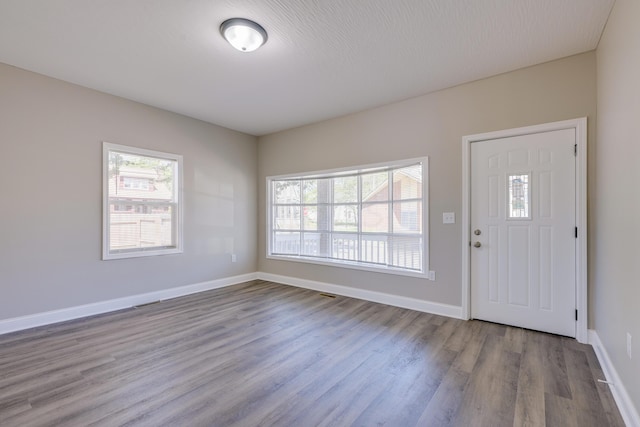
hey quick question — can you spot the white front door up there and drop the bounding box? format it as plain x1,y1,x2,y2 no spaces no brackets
470,128,576,337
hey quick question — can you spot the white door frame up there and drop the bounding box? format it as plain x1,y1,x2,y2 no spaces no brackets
461,118,588,343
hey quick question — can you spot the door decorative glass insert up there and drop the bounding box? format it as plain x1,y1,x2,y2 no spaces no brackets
507,173,531,219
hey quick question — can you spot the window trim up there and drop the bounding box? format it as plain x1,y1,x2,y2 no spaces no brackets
102,142,183,260
266,157,429,278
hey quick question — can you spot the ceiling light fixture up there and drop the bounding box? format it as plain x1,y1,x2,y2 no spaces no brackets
220,18,267,52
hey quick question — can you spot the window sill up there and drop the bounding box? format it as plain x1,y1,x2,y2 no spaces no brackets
103,247,182,260
267,254,429,279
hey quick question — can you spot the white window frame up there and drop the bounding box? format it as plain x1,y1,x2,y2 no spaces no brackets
267,157,429,278
102,142,183,260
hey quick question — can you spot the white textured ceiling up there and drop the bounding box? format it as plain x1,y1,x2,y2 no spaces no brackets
0,0,614,136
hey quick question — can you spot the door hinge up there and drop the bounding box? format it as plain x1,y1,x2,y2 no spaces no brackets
574,144,577,156
575,309,578,321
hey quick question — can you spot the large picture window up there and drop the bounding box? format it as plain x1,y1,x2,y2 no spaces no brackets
267,158,428,277
103,142,182,260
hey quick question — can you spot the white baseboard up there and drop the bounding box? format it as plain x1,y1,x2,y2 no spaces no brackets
589,329,640,427
0,271,461,336
0,272,258,336
257,272,463,319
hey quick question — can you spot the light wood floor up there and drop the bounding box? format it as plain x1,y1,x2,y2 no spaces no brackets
0,280,624,427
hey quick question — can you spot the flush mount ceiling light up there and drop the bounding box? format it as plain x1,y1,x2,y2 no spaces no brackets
220,18,267,52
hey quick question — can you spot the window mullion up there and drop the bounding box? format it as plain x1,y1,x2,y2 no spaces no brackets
357,174,362,263
109,200,174,206
387,169,394,268
298,179,303,256
329,178,334,259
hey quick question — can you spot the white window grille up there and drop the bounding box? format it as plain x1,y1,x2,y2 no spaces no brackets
267,158,429,277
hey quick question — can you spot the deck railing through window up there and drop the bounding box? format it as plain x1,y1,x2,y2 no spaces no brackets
272,233,422,271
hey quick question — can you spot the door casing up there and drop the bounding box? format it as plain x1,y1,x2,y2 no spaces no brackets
461,118,588,343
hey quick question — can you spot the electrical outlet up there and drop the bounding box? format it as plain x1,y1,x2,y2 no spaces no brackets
627,333,632,359
442,212,455,224
428,271,436,281
231,254,237,263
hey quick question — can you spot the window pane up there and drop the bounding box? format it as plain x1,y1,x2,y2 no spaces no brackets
362,203,389,233
274,206,300,230
390,236,422,270
392,201,421,233
361,234,388,265
302,179,317,203
274,180,300,204
109,204,174,250
273,232,300,255
303,205,330,231
303,206,317,230
302,179,331,204
362,171,389,201
333,205,358,232
316,178,331,203
332,234,358,261
333,176,358,203
314,205,331,231
393,164,422,200
109,152,175,202
508,173,531,219
301,232,330,257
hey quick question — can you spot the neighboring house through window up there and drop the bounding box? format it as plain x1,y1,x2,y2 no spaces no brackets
103,142,183,260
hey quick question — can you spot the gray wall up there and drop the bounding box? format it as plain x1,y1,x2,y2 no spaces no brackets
258,52,596,309
1,22,634,410
0,63,258,320
595,0,640,411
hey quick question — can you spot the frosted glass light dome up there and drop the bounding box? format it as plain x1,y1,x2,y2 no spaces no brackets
220,18,267,52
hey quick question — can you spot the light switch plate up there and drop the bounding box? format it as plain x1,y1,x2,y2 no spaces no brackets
443,212,455,224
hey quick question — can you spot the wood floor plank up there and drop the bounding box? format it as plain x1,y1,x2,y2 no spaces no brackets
451,333,521,427
503,326,524,354
544,392,579,427
541,332,573,399
448,320,488,374
0,280,626,427
416,366,470,427
512,330,546,427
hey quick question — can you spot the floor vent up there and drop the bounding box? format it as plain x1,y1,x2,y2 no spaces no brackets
134,300,161,308
319,293,337,299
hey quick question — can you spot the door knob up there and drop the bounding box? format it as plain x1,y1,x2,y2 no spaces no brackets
473,241,482,248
